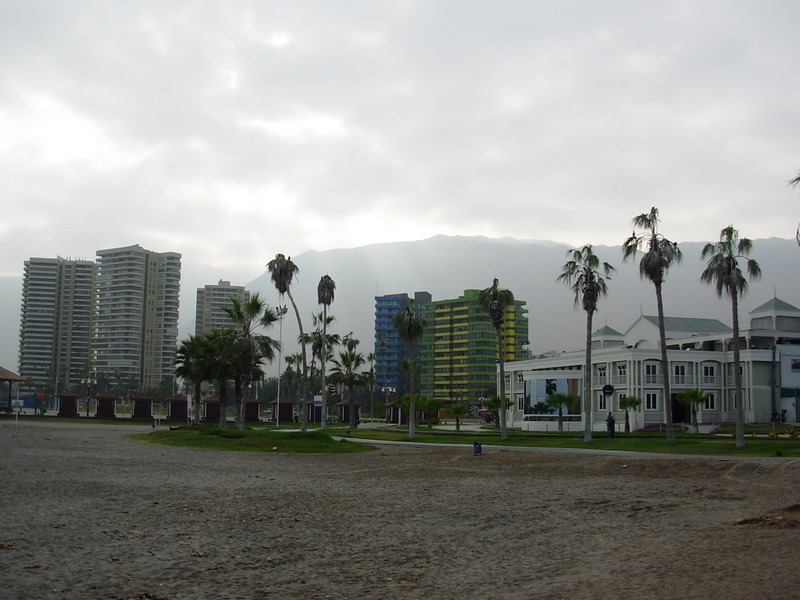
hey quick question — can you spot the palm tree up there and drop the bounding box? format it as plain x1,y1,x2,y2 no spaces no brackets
416,396,442,429
317,275,335,428
700,225,761,448
448,403,466,431
223,294,279,429
677,389,709,434
366,351,376,421
790,172,800,246
391,304,426,439
622,207,682,442
205,328,237,428
478,277,515,441
267,254,310,431
330,350,367,428
175,334,213,425
557,245,615,442
544,392,573,433
618,396,643,433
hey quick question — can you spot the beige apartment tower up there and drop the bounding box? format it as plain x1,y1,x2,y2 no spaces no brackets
94,245,181,390
195,280,251,337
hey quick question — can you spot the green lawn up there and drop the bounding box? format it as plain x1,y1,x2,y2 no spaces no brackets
129,425,374,453
336,426,800,457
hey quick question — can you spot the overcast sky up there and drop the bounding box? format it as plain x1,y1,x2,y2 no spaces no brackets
2,1,799,302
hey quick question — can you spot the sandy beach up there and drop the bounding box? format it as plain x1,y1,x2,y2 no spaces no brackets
1,419,799,600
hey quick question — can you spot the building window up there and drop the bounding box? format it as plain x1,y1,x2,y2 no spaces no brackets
597,365,607,380
645,392,658,410
598,393,607,411
704,393,716,411
792,360,800,372
617,364,627,381
673,364,686,385
702,364,716,385
644,363,659,384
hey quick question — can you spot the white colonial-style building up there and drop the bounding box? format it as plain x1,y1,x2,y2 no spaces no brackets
503,297,800,432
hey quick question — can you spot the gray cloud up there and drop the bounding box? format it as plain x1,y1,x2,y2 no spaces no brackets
1,1,799,331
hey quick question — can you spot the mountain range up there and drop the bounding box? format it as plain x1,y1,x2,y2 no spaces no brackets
3,235,799,374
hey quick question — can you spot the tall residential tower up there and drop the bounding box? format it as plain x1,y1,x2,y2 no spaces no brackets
195,280,251,337
94,245,181,391
19,257,96,391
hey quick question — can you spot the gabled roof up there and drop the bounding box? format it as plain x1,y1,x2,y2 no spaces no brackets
592,325,623,338
639,315,730,334
0,366,25,383
750,297,800,314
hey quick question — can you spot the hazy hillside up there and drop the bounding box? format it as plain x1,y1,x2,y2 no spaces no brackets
245,235,800,368
4,235,799,374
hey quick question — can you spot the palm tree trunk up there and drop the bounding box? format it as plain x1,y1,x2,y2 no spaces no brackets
348,386,357,429
732,291,745,448
624,410,630,433
193,382,202,425
496,328,508,441
218,383,227,428
655,283,674,442
408,346,416,440
286,289,309,433
320,305,328,429
584,310,593,442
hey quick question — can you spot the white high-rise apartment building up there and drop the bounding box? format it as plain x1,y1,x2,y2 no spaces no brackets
19,257,96,391
94,245,181,390
195,280,251,337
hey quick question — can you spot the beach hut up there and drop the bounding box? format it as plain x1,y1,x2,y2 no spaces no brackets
336,400,362,425
203,396,223,423
57,391,80,417
166,394,188,420
271,398,295,423
94,393,118,418
243,397,261,422
131,393,155,420
385,399,407,425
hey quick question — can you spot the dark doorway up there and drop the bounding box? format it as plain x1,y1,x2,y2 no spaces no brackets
671,394,687,424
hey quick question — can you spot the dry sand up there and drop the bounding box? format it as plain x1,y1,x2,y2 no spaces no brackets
1,419,799,600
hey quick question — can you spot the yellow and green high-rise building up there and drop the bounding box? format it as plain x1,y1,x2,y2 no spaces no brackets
418,289,528,413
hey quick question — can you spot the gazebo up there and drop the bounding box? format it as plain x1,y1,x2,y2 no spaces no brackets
0,365,25,414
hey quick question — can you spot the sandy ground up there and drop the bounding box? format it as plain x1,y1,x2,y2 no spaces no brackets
1,420,800,600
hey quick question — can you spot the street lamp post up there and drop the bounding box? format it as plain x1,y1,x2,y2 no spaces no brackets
81,376,97,417
275,306,288,429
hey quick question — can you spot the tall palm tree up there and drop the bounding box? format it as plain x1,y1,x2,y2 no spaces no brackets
317,275,335,428
267,254,310,431
205,328,237,428
700,225,761,448
557,246,614,442
622,207,682,442
223,294,279,429
790,171,800,246
478,278,516,440
175,333,212,425
391,304,426,439
330,349,367,428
